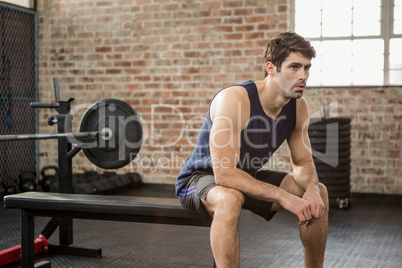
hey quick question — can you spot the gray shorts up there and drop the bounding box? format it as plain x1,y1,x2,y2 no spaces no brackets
176,169,288,225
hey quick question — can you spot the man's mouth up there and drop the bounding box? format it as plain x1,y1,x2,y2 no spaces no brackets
295,84,306,91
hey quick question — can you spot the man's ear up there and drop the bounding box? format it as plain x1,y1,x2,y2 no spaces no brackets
265,61,276,77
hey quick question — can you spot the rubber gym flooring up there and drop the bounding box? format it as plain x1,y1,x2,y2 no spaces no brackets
1,184,402,268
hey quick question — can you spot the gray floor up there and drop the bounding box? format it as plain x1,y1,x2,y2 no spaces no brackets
1,186,402,267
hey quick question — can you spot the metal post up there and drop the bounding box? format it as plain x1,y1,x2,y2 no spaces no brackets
57,100,74,246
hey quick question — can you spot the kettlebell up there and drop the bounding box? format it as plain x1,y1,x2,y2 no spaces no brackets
18,170,37,192
1,176,20,195
41,166,58,192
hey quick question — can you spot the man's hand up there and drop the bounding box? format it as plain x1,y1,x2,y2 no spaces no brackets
279,192,313,226
302,184,325,227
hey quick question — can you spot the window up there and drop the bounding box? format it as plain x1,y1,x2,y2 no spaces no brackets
291,0,402,86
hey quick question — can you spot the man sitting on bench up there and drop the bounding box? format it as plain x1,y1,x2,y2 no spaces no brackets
175,32,329,268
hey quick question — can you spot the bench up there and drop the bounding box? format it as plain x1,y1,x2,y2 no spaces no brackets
4,191,211,268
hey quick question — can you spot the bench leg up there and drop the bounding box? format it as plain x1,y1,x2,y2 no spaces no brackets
59,218,73,245
21,210,51,268
21,210,34,268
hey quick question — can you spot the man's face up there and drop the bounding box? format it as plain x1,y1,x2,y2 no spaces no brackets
273,52,312,99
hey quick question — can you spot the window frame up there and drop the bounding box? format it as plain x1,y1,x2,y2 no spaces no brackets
290,0,402,86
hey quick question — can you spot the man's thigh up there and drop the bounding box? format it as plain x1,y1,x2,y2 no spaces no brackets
176,169,217,225
241,169,289,221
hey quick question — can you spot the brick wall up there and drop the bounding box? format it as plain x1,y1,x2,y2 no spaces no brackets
305,87,402,194
35,0,401,194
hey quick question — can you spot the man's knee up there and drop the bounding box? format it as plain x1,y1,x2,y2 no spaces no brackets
318,182,329,208
203,187,245,219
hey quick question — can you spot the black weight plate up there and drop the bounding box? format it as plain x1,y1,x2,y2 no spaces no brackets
319,177,350,186
313,157,351,166
310,143,351,152
328,191,351,199
309,137,351,144
310,117,351,124
79,99,143,169
311,150,350,159
317,171,351,179
308,130,351,138
315,164,351,172
326,184,351,193
308,124,351,131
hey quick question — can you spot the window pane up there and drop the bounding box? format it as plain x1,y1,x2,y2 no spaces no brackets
390,38,402,69
390,70,402,84
308,41,322,86
395,21,402,34
322,0,352,37
353,0,381,36
395,5,402,19
352,39,383,85
295,0,321,38
394,6,402,34
321,41,352,85
390,39,402,84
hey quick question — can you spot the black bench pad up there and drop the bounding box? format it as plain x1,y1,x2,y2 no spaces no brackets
4,191,206,226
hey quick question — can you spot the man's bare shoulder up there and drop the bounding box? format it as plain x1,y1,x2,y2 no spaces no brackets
210,85,250,124
295,97,310,129
296,96,309,107
216,85,249,102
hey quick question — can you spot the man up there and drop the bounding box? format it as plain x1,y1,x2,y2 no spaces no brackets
176,32,328,268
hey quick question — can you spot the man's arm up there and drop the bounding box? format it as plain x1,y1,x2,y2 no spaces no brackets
209,88,312,225
287,97,325,221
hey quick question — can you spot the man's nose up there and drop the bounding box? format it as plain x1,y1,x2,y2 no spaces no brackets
300,69,308,81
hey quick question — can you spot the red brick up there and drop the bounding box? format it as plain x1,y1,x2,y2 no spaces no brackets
214,26,233,32
234,9,253,16
95,46,112,53
184,51,201,58
223,1,243,8
163,3,179,11
245,16,266,23
278,5,287,12
235,25,255,31
245,32,264,39
224,17,243,24
202,2,221,9
224,33,243,40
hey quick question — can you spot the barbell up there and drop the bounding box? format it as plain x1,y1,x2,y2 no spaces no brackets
0,131,101,142
0,98,143,170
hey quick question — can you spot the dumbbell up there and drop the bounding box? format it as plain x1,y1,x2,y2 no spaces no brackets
73,173,95,194
103,172,124,194
41,166,58,192
91,172,115,195
126,173,143,189
18,170,37,192
107,172,132,193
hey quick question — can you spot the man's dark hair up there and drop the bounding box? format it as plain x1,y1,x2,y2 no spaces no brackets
263,32,316,77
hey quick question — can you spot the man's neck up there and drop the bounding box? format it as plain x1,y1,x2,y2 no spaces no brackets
254,79,291,119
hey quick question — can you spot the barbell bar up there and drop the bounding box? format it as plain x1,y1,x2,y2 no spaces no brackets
0,130,106,142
